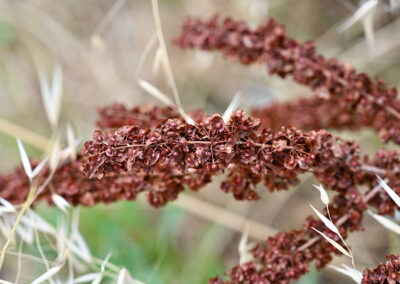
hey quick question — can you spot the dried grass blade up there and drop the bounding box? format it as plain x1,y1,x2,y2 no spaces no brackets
377,176,400,208
311,227,352,258
31,264,63,284
138,80,174,106
17,138,33,180
368,210,400,235
310,204,340,236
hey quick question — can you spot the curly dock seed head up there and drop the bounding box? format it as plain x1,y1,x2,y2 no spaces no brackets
175,15,400,145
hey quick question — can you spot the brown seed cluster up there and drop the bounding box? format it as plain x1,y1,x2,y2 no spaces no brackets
0,156,188,207
208,193,366,284
251,96,366,133
81,111,367,199
97,103,180,129
97,99,366,145
361,150,400,215
97,103,206,130
84,111,311,196
175,15,400,145
362,254,400,284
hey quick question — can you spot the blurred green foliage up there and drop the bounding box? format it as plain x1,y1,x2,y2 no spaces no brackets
37,201,226,284
297,265,320,284
0,21,15,46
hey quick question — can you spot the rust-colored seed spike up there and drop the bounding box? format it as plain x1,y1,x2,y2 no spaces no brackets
175,15,400,145
81,111,361,198
251,96,366,133
96,103,206,130
362,254,400,283
0,156,188,208
96,104,181,130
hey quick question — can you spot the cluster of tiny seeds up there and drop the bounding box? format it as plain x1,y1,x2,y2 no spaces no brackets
97,103,207,130
97,103,181,129
252,94,400,148
81,111,366,199
3,111,400,211
97,99,370,149
361,150,400,215
251,96,367,133
209,194,365,284
95,105,400,216
362,254,400,284
0,156,196,208
175,15,400,145
84,111,310,199
95,105,400,213
2,111,398,211
0,157,143,206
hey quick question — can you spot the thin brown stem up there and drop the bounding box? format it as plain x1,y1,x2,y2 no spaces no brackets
361,165,388,175
86,139,278,159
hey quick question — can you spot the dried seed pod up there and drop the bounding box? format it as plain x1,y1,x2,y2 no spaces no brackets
362,254,400,284
97,103,205,130
175,15,400,145
81,111,367,199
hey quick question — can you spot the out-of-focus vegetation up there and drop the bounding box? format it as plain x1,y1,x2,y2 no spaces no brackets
35,202,225,284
